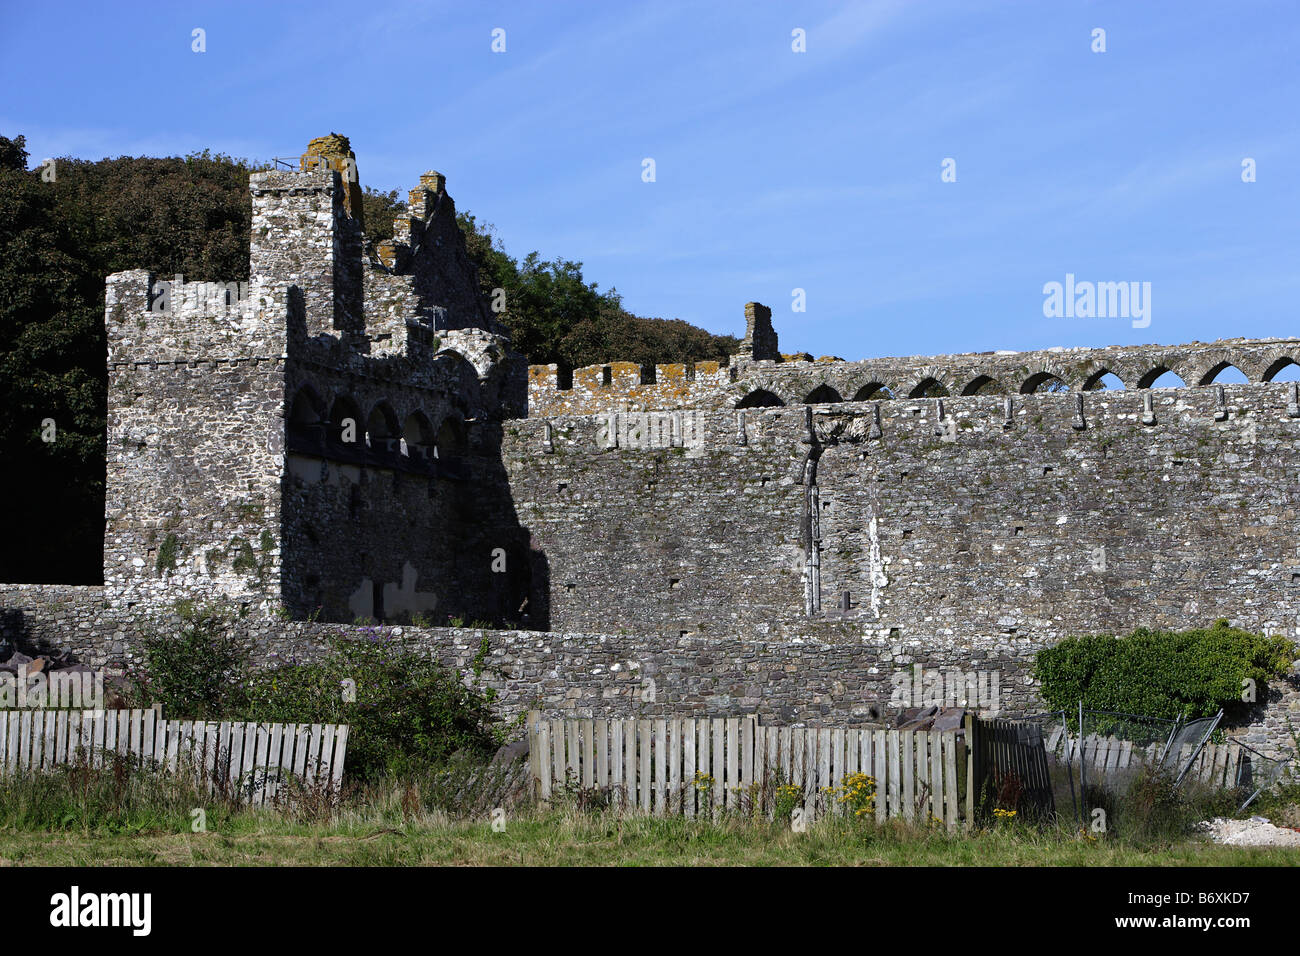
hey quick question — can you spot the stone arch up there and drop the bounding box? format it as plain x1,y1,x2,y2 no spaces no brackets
401,411,434,459
1261,356,1300,382
328,395,363,444
1020,372,1069,394
288,384,326,427
805,383,844,404
365,401,400,453
287,385,327,451
1082,367,1127,390
960,374,1008,396
435,413,469,458
851,382,894,401
433,349,482,403
908,377,949,398
736,388,786,408
1196,361,1249,386
1136,366,1187,389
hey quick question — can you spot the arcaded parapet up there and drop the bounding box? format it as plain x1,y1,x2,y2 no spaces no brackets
728,337,1300,405
527,295,1300,415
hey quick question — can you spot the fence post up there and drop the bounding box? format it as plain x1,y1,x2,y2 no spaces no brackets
963,714,976,831
1077,701,1087,813
526,710,541,802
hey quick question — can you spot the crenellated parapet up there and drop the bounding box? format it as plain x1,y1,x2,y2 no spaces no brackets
528,359,732,416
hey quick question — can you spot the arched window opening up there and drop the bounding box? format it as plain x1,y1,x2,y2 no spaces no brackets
805,384,844,405
961,375,1008,396
851,383,894,401
435,415,468,458
1263,358,1300,382
737,389,784,408
288,387,326,448
1198,363,1248,386
1083,371,1126,391
1137,368,1186,389
328,396,363,447
402,412,434,459
365,403,399,454
909,378,949,399
1021,373,1069,394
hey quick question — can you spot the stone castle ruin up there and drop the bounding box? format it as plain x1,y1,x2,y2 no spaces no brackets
2,136,1298,753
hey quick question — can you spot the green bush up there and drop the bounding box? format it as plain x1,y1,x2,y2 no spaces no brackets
130,615,505,781
132,608,249,719
242,629,502,780
1034,620,1295,721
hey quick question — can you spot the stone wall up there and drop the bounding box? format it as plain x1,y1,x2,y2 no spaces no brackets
1,585,1293,754
8,135,1300,768
502,385,1300,645
501,407,811,636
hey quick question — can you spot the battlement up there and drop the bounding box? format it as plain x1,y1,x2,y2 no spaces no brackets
527,359,731,415
96,136,527,620
105,269,290,363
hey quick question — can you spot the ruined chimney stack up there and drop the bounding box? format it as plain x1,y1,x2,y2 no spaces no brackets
739,301,779,362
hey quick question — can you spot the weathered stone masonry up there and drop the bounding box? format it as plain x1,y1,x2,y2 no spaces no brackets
3,136,1298,756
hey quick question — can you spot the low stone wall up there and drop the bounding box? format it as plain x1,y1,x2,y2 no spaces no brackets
1,584,1296,757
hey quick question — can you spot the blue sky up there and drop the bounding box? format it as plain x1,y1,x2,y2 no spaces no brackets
2,0,1297,362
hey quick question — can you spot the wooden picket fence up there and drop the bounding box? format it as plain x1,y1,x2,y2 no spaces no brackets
0,709,349,804
526,712,966,827
1045,727,1245,789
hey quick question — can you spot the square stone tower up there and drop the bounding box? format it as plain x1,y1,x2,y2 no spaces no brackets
103,137,526,623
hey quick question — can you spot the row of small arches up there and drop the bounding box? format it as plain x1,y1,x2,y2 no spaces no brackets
736,360,1300,408
288,385,467,459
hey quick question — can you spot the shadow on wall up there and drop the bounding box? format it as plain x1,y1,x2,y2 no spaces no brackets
280,417,550,631
0,608,84,665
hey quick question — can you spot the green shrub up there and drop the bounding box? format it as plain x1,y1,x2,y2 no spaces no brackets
132,607,249,719
241,629,501,780
1034,620,1295,722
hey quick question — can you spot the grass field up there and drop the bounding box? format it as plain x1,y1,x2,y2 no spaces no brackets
2,811,1297,866
2,755,1296,867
